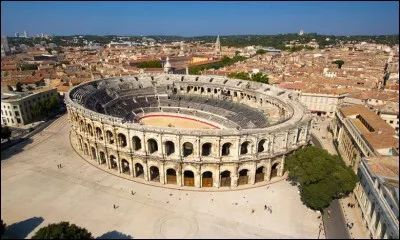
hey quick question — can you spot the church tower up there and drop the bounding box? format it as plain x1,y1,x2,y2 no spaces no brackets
214,35,221,56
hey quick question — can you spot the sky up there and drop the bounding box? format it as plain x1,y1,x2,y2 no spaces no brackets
1,1,399,37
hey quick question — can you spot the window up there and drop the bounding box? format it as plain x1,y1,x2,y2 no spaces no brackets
15,111,20,117
389,120,394,124
13,106,18,109
16,118,21,124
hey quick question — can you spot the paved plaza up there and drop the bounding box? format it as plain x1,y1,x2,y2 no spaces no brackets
1,116,321,239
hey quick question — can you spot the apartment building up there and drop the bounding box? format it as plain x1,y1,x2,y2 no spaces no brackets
355,156,399,239
1,87,58,127
300,88,349,118
331,105,399,172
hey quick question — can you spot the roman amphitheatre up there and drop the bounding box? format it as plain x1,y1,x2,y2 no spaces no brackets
66,73,312,189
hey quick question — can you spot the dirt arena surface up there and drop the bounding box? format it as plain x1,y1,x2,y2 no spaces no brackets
139,115,219,129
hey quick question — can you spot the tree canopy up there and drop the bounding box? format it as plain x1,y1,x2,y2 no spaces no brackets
0,219,5,237
137,60,162,68
227,71,269,84
31,95,60,119
286,146,358,210
1,126,12,141
332,60,345,69
32,222,93,239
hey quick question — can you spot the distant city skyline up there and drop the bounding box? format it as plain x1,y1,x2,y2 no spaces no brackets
1,1,399,37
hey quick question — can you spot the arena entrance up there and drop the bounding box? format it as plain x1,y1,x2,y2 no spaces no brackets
99,151,106,165
220,171,231,187
166,169,177,185
110,155,118,170
202,171,213,187
255,166,265,183
150,166,160,182
238,169,249,185
271,163,279,178
183,170,195,187
135,163,144,178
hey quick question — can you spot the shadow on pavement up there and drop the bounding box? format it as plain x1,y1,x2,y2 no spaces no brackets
1,138,34,161
2,216,44,239
97,230,133,239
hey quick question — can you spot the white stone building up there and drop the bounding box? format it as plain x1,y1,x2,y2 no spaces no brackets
355,156,399,239
1,88,58,127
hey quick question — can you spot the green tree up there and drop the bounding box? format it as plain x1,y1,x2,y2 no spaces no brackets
137,60,162,68
0,219,5,237
332,60,345,69
31,103,42,118
286,146,358,210
16,82,23,92
20,64,38,71
251,72,269,83
32,222,93,239
227,72,250,80
1,126,12,142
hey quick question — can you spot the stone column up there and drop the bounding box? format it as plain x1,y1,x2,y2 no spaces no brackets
215,167,220,188
130,159,134,177
177,166,182,187
266,159,272,181
160,163,165,185
143,161,149,181
195,170,201,188
231,168,238,187
249,162,256,185
116,155,122,173
279,155,285,177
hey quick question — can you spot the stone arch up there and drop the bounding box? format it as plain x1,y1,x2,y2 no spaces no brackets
96,127,103,140
202,171,213,187
99,151,106,164
109,155,118,170
121,159,130,174
166,168,177,185
221,142,232,156
238,169,249,185
271,162,280,179
255,166,265,183
258,139,267,152
106,130,114,144
87,124,93,136
182,142,194,157
220,170,231,187
83,143,89,155
201,142,212,156
132,136,142,150
183,170,195,187
147,139,158,154
134,163,144,178
91,146,97,161
80,120,85,132
149,166,160,182
165,141,175,156
240,141,251,155
118,133,127,147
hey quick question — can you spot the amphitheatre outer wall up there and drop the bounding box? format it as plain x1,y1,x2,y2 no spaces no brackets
65,74,313,189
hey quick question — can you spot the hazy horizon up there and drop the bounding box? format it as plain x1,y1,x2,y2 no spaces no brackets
1,1,399,37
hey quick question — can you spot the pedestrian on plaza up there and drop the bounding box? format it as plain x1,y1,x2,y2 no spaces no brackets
251,209,255,213
113,204,115,209
348,203,350,207
264,205,267,210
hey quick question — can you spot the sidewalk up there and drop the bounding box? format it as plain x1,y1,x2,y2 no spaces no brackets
339,195,370,239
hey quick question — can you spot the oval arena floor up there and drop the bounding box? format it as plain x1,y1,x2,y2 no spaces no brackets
139,114,220,129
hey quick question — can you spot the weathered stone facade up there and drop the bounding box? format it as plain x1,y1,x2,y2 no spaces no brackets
66,74,313,189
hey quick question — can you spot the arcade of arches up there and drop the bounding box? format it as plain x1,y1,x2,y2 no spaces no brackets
74,134,287,189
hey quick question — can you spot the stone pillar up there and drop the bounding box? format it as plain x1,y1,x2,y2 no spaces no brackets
195,170,201,188
143,161,149,181
279,155,285,177
231,168,238,187
160,163,165,185
215,167,220,188
266,160,272,181
116,156,122,173
130,159,134,177
177,167,182,187
249,162,256,185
